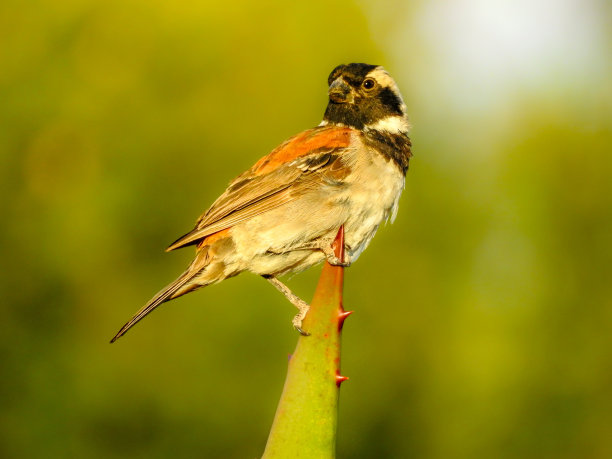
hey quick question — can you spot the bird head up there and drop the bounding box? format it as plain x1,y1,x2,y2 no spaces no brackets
322,63,409,134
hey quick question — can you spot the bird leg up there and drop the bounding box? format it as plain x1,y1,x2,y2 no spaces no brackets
269,240,351,267
263,275,311,335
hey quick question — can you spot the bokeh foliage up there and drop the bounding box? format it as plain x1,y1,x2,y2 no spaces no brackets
1,0,611,458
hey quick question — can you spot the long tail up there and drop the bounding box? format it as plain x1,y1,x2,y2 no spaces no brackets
110,269,200,343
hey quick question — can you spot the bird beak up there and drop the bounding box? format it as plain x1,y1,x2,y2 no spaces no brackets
328,78,353,104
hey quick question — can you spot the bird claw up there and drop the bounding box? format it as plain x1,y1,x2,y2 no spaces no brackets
293,311,310,336
294,324,310,336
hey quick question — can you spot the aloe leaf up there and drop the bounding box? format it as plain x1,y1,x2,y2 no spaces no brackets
262,226,351,459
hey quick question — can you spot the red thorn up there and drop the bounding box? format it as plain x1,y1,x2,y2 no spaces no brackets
339,310,353,321
335,373,349,387
338,310,354,331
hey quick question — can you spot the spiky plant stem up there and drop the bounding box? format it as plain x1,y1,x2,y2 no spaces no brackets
262,226,351,459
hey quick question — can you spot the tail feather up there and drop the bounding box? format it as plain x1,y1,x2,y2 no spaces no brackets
110,270,196,343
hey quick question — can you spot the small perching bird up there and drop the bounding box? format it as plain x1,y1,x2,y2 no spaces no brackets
111,63,412,342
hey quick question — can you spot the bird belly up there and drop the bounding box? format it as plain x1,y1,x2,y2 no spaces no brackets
229,191,344,276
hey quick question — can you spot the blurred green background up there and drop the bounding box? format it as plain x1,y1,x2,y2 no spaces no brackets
1,0,611,457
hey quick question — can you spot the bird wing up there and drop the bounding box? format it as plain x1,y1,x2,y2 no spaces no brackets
166,125,354,251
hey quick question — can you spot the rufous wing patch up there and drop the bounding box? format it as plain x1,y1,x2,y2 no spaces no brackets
251,126,352,176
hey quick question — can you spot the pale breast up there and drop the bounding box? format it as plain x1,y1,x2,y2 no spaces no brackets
342,143,405,262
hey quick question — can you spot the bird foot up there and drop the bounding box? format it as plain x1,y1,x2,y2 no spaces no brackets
325,253,351,267
264,275,311,336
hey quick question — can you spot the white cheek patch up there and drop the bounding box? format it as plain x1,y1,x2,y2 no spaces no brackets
365,116,411,134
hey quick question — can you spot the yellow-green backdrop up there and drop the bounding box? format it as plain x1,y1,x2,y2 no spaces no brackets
1,0,611,457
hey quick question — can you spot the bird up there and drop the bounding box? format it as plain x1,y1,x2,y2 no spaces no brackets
110,63,412,343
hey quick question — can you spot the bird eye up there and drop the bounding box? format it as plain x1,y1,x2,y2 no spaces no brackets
362,78,375,90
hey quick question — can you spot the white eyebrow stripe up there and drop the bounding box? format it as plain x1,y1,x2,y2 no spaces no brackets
367,67,396,88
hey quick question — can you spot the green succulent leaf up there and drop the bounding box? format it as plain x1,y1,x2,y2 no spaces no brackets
262,227,350,459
